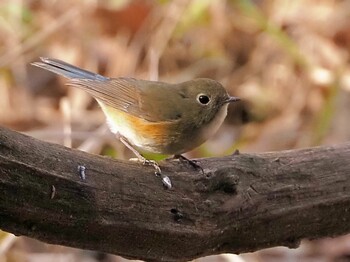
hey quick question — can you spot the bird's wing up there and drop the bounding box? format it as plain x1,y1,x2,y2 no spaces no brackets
68,78,183,122
32,58,183,122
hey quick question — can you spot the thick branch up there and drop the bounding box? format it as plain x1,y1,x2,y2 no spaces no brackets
0,126,350,261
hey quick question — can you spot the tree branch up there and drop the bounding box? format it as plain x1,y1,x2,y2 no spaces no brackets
0,126,350,261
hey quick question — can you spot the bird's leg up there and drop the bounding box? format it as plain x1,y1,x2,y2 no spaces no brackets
118,136,161,173
119,135,163,177
173,154,204,174
118,135,171,189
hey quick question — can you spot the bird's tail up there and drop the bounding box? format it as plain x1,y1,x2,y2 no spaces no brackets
31,57,107,81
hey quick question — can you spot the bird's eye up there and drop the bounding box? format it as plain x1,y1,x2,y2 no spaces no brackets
197,94,210,105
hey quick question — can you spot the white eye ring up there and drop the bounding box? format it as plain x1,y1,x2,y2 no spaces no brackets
197,93,210,105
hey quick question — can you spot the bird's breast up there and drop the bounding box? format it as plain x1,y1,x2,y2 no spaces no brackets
198,103,228,143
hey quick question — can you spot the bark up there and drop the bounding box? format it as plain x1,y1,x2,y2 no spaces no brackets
0,126,350,261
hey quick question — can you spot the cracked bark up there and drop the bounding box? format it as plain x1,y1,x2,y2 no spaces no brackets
0,126,350,261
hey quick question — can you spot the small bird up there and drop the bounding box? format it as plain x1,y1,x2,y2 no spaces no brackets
32,57,240,187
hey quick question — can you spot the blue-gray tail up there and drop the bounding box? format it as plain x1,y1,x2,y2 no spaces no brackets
31,57,107,81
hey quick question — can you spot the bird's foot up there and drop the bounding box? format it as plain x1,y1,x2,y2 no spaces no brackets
170,154,204,174
130,157,172,189
119,135,171,189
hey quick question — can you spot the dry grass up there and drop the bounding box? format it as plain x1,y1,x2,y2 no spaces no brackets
1,0,350,261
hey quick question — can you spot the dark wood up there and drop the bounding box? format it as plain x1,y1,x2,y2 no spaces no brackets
0,126,350,261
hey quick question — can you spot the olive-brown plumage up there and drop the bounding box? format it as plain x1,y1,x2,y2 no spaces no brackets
32,57,239,155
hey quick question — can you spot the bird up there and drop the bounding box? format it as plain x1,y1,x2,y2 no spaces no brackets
32,57,240,187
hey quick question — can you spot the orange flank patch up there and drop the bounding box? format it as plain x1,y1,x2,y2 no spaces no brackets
100,104,178,151
121,113,171,140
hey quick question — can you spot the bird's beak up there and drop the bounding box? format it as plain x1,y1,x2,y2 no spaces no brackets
225,96,240,104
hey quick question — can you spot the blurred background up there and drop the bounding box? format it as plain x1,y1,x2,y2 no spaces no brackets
1,0,350,261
